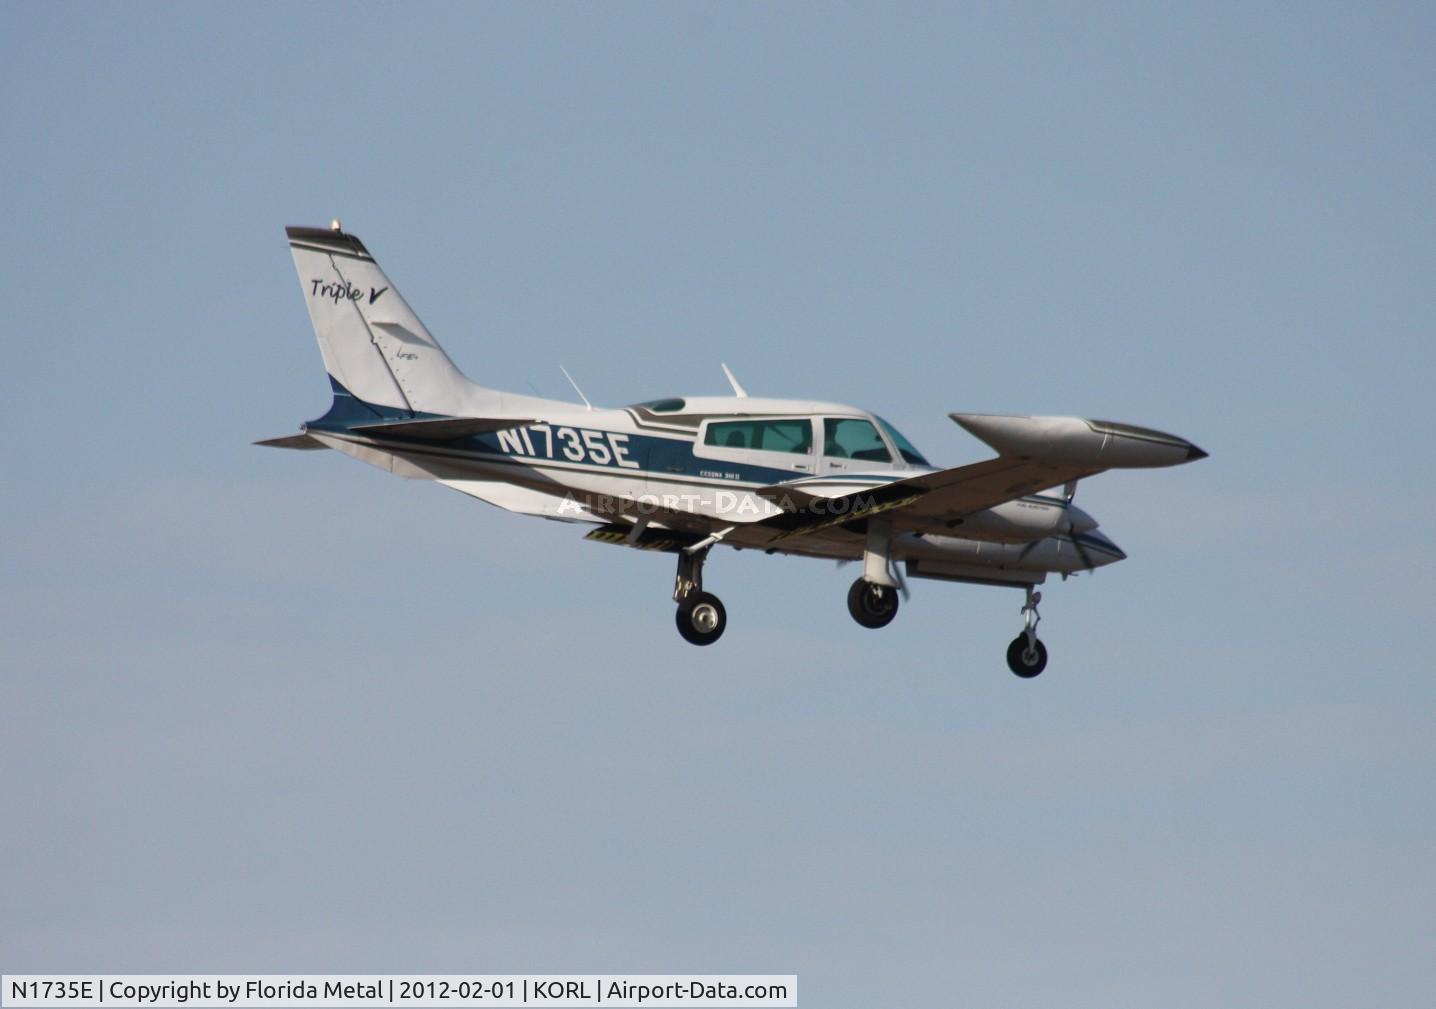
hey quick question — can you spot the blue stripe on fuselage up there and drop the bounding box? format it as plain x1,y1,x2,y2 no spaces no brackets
464,423,806,485
304,382,806,486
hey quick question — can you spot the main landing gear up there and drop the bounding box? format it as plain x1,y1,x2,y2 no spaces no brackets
847,578,900,628
674,546,726,646
846,517,901,629
668,529,1053,675
1006,585,1048,678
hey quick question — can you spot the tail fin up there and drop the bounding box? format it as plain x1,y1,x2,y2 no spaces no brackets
287,224,476,416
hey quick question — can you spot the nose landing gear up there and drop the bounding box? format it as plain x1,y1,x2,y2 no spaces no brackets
1006,585,1048,678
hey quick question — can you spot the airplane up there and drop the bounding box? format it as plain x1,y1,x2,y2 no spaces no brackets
260,221,1207,677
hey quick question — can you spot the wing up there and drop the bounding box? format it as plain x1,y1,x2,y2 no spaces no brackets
756,457,1103,540
757,412,1206,541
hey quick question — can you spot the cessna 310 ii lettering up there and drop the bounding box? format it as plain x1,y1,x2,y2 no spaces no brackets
260,221,1207,677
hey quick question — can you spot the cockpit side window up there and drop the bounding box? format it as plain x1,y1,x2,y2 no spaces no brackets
823,418,892,462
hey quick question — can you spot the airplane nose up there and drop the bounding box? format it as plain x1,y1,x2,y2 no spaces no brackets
1076,530,1126,566
1065,503,1099,535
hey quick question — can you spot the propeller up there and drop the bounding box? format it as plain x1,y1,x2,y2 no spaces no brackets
1068,534,1097,573
890,558,911,602
1019,477,1096,577
1035,527,1097,579
1062,480,1098,572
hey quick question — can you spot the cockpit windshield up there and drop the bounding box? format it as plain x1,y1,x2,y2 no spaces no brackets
876,416,930,466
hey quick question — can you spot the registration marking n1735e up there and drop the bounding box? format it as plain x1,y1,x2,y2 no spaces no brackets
497,425,641,469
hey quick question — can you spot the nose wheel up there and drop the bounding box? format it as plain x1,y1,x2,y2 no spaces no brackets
1006,585,1048,677
1006,634,1048,677
673,545,726,646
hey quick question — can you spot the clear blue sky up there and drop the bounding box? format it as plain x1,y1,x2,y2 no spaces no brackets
3,4,1432,1006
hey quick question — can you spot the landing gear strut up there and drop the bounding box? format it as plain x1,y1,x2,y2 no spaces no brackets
1006,585,1048,678
674,547,726,646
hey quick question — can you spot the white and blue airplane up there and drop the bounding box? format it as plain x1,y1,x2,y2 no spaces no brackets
261,222,1207,676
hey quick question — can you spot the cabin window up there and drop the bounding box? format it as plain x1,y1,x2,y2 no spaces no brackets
703,419,812,454
823,418,892,462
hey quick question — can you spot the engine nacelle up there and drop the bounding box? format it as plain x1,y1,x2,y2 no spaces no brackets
903,528,1126,575
945,496,1098,544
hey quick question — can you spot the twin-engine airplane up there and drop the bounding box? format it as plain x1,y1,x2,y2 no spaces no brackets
261,222,1207,677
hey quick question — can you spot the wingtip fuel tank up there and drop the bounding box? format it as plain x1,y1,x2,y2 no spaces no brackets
949,413,1207,469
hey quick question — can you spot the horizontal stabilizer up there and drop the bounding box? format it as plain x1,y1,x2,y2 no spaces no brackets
350,416,540,440
254,433,328,450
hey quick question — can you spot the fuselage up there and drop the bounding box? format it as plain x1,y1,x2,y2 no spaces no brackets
302,384,1124,579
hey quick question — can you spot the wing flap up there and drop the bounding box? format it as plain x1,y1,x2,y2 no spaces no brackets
584,523,709,553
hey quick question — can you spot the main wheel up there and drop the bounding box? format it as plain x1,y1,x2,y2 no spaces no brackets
847,578,899,629
1006,635,1048,678
676,591,727,646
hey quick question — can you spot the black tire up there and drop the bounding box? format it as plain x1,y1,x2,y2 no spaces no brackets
676,591,727,646
1006,635,1048,678
847,578,899,629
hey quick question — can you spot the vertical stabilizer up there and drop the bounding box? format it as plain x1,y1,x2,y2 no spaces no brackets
286,224,477,416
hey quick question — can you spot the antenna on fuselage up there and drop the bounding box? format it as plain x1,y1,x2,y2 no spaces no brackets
721,362,749,398
559,365,592,410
